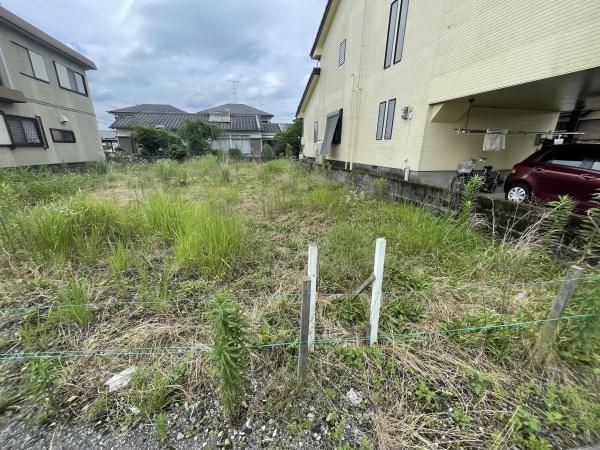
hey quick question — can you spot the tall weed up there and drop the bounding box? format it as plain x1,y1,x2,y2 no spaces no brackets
210,294,249,422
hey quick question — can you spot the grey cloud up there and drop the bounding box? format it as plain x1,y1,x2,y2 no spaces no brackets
2,0,326,127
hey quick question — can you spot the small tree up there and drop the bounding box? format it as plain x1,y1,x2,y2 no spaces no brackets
273,119,302,157
132,125,179,158
178,119,222,156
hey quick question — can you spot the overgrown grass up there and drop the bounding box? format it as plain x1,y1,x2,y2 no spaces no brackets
0,157,598,449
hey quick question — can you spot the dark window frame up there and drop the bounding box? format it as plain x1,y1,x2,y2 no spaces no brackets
376,101,387,140
384,98,396,140
314,121,319,143
53,61,88,97
339,39,347,66
50,128,76,143
393,0,410,64
3,112,47,148
11,41,50,84
384,1,399,69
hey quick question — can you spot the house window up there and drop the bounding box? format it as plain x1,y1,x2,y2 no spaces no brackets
50,128,76,143
14,43,49,82
54,62,87,95
376,101,387,140
339,39,346,66
394,0,409,63
384,1,399,69
3,114,45,147
384,99,396,140
384,0,409,68
314,121,319,143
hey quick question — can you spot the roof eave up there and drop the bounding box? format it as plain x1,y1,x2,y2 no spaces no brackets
309,0,340,60
296,67,321,118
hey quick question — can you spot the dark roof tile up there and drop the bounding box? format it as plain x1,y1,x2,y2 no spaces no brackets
198,103,273,117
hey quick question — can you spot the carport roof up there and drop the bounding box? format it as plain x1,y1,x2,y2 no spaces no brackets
433,66,600,113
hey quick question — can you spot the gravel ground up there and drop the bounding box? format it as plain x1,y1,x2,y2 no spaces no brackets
1,411,598,450
0,400,351,450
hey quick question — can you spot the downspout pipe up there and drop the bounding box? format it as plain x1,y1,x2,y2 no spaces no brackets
349,0,369,171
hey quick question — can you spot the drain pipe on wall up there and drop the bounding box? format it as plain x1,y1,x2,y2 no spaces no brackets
349,0,369,171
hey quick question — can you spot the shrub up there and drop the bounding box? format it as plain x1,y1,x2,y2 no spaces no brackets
229,147,243,159
132,125,180,158
210,294,249,422
178,119,222,155
262,143,274,160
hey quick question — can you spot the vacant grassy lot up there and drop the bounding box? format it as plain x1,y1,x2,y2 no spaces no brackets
0,158,598,449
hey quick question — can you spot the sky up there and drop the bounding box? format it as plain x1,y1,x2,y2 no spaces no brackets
2,0,325,129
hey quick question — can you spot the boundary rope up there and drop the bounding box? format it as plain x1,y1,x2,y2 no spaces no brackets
0,313,594,361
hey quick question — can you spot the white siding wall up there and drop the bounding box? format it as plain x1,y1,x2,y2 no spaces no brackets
300,0,600,174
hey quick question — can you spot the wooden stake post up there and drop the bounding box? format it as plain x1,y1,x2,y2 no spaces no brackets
307,245,318,352
533,265,583,365
369,238,386,345
298,279,311,379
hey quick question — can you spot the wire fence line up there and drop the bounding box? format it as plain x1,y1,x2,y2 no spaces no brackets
0,275,598,316
0,313,595,361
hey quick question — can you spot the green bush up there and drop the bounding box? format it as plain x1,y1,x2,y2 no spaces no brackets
262,143,274,160
229,147,243,159
178,119,222,156
132,125,180,158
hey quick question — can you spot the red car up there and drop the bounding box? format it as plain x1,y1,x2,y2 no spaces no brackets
504,144,600,212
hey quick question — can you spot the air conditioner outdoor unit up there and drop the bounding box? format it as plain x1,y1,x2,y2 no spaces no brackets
401,106,412,120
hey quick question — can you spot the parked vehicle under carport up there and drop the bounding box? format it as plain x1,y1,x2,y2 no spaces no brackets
504,144,600,213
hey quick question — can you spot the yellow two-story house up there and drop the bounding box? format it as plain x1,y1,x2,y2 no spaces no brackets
297,0,600,187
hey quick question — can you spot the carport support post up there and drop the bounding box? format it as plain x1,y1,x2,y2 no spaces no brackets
307,245,318,352
533,265,583,366
369,238,386,345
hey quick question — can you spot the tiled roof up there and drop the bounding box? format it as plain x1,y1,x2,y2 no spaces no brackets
197,103,273,117
108,104,187,114
109,112,265,132
262,123,291,133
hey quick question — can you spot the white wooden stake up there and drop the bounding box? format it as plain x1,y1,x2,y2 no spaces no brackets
369,238,386,345
307,244,318,352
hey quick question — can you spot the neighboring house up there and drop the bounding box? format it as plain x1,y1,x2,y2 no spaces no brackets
297,0,600,187
0,6,103,168
109,103,290,156
99,129,117,152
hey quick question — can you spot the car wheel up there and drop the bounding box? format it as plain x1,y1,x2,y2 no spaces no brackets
505,183,531,203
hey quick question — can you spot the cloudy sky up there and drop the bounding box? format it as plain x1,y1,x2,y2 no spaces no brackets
2,0,325,129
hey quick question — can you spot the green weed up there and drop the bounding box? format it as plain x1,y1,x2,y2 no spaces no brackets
210,294,249,422
51,281,92,329
155,412,168,441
